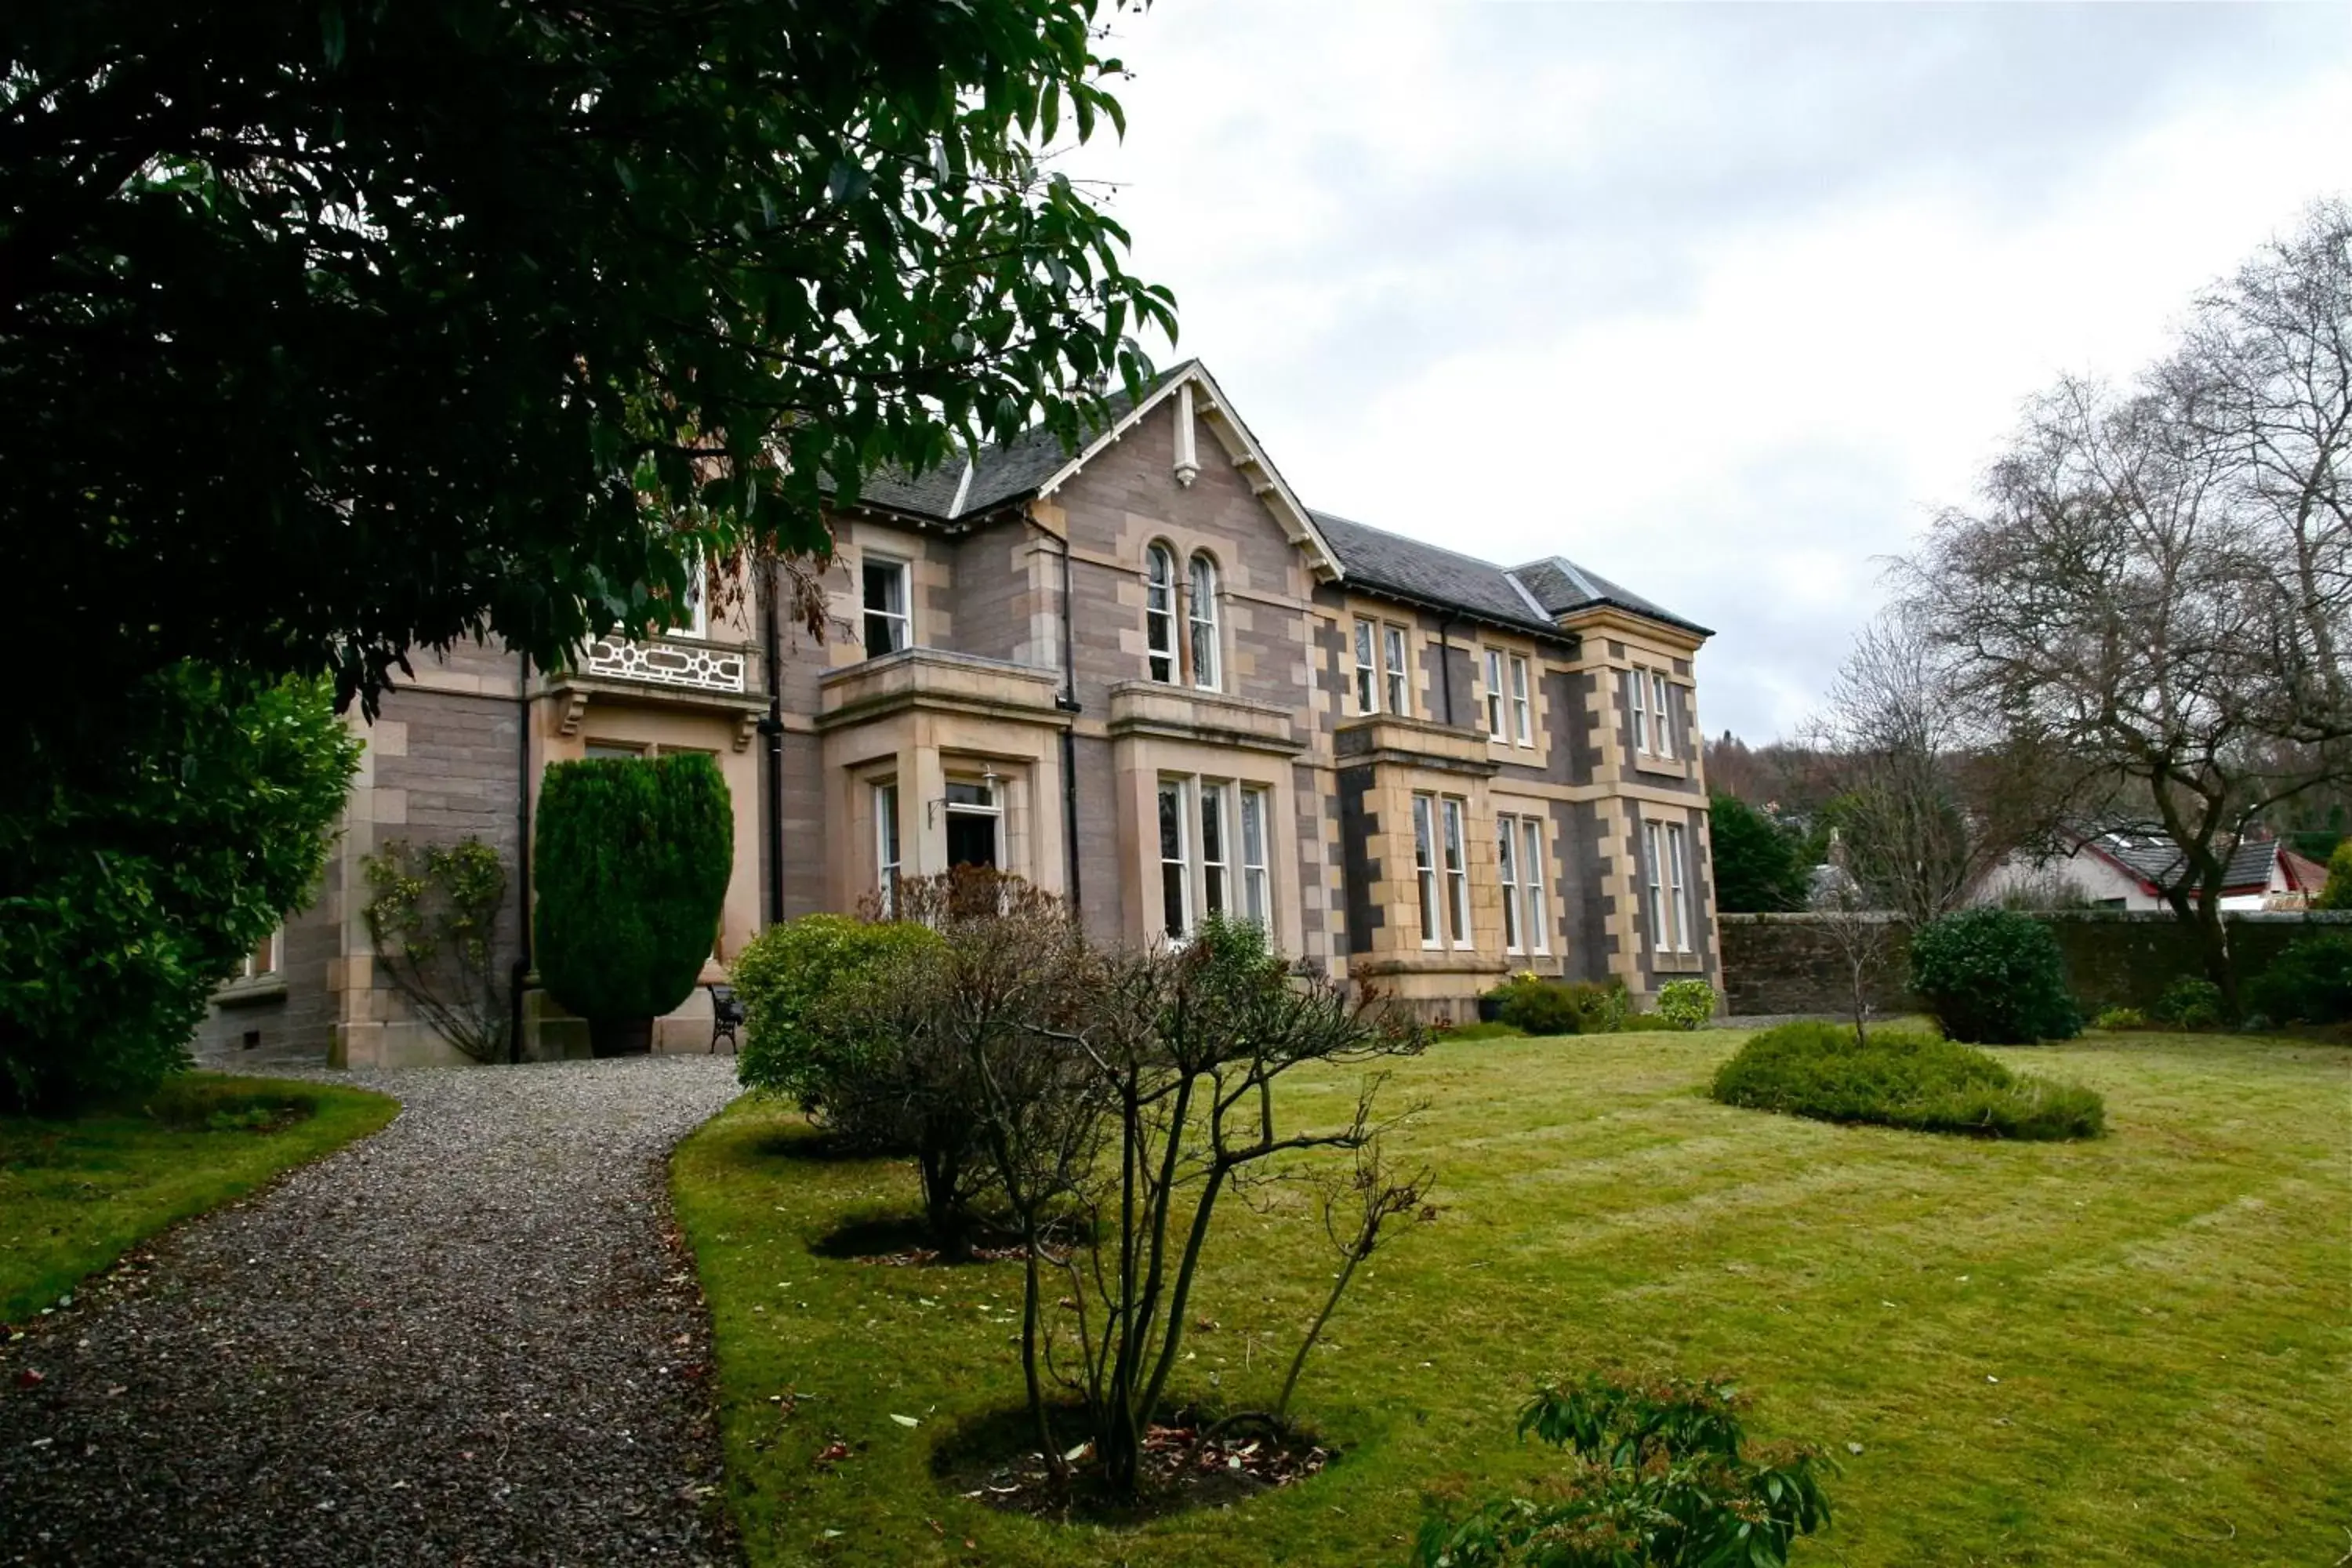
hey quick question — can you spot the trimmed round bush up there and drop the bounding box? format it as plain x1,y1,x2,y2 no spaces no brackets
1711,1021,2103,1140
1655,979,1717,1031
2153,975,2227,1031
534,755,732,1050
2244,935,2352,1025
1907,909,2082,1044
732,914,943,1109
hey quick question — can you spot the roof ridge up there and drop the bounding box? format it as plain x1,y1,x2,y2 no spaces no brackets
1501,568,1553,622
1313,509,1535,577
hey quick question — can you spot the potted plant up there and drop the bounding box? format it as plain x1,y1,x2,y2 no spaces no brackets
535,754,732,1056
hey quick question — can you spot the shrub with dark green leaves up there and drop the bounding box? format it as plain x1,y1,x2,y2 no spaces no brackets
2152,975,2227,1031
1654,979,1716,1031
1490,976,1583,1036
1711,1021,2104,1140
1908,908,2082,1044
2314,842,2352,910
534,756,732,1042
732,914,943,1112
2245,935,2352,1025
1413,1371,1835,1568
0,664,361,1113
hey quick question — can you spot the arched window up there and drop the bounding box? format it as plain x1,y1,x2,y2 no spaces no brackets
1145,543,1178,683
1187,552,1221,689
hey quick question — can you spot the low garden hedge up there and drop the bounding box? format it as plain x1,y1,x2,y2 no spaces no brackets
1711,1021,2104,1141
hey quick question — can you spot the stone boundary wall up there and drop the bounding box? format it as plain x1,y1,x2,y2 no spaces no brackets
1720,909,2352,1017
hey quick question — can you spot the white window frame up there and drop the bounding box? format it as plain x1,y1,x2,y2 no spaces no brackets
1651,671,1675,760
1666,821,1693,953
862,554,911,659
874,781,902,916
1627,668,1650,756
1353,620,1379,715
1644,819,1670,953
1146,544,1178,684
1157,777,1192,938
1200,781,1230,920
1511,655,1534,746
1441,796,1471,949
942,774,1002,873
1483,648,1506,740
1383,623,1410,717
1520,816,1549,955
1412,793,1439,947
1239,787,1272,929
1497,815,1522,953
1188,553,1221,691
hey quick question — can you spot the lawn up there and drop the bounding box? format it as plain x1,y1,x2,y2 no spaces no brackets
672,1029,2351,1567
0,1073,400,1325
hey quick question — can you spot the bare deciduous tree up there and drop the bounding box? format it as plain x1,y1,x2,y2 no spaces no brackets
1900,201,2352,1004
1812,615,2064,924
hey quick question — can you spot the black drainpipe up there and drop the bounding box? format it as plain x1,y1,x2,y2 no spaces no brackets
508,648,532,1064
1054,525,1083,914
1437,614,1457,727
759,554,786,926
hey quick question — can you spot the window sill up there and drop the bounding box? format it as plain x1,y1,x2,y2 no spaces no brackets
1650,950,1704,974
1631,754,1690,780
215,978,289,1008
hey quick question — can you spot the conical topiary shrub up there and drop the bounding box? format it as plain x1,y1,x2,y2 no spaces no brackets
534,754,733,1056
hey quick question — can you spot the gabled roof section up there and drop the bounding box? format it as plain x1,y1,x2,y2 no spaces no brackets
1311,511,1565,639
840,362,1344,579
837,361,1700,639
1512,556,1711,637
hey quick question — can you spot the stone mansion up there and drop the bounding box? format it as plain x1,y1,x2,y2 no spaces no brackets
198,362,1719,1065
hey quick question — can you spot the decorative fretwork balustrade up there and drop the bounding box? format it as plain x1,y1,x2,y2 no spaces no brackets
582,635,746,695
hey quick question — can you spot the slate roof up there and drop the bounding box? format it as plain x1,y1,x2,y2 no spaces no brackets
846,369,1174,523
1308,511,1564,637
1510,556,1711,637
833,361,1705,641
2085,829,2281,893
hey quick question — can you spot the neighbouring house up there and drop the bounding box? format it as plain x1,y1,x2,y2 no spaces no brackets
1978,826,2323,913
194,362,1718,1065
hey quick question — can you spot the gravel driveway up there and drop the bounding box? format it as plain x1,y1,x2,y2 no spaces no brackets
0,1056,744,1567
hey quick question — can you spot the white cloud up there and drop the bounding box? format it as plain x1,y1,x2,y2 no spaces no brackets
1068,3,2352,738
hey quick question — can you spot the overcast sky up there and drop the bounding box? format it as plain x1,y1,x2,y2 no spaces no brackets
1064,2,2352,742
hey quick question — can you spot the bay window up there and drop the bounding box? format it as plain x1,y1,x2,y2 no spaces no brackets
1353,620,1378,714
1159,775,1276,939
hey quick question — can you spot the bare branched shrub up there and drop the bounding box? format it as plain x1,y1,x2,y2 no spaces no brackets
1029,918,1430,1494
